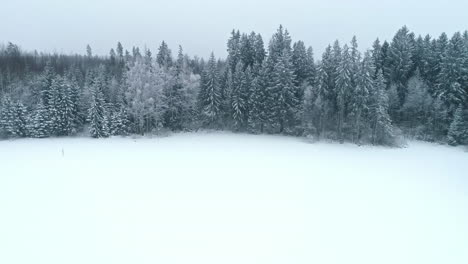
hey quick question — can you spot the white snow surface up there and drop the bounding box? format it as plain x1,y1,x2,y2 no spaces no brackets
0,132,467,264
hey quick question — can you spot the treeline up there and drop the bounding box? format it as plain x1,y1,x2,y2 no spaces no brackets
0,25,467,146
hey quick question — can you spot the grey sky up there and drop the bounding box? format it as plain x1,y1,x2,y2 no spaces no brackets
2,0,468,59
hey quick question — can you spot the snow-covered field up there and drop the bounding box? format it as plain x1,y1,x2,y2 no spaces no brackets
0,132,467,264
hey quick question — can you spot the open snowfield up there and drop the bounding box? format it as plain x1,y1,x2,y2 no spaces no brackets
0,132,467,264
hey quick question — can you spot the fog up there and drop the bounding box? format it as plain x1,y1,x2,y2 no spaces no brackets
2,0,468,58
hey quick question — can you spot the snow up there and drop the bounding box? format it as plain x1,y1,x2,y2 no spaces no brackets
0,132,467,264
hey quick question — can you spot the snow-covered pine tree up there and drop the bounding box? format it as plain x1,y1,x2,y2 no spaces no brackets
335,44,352,143
227,30,242,73
198,53,221,127
292,41,309,86
270,49,298,134
349,36,361,87
253,34,266,66
310,63,329,138
372,38,383,76
28,99,51,138
0,96,15,137
387,26,415,105
88,80,109,138
163,46,188,131
156,41,173,68
48,76,78,136
305,46,316,87
9,102,28,137
371,71,396,145
86,44,93,58
39,62,55,107
427,97,449,141
239,32,256,69
436,32,468,110
401,70,433,138
351,51,373,144
248,62,268,133
418,35,438,90
109,107,129,136
231,62,249,130
447,106,467,146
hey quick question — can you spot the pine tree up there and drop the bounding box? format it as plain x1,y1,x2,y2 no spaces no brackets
292,41,309,86
40,62,55,107
371,71,395,145
48,76,78,136
227,30,242,73
269,50,298,134
351,51,373,144
248,62,268,133
198,53,221,126
28,99,51,138
268,25,292,64
86,44,93,58
0,99,29,138
305,46,316,87
372,38,383,76
349,36,361,87
311,63,331,137
109,107,129,136
387,26,415,105
88,82,109,138
401,70,433,137
447,106,466,146
156,41,173,68
436,32,468,109
231,62,248,130
163,46,187,131
254,34,266,65
0,96,15,137
239,33,256,69
335,44,353,142
117,42,124,58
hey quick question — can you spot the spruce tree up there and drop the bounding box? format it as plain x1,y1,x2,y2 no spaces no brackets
198,53,221,126
305,46,316,87
351,51,373,144
248,63,268,133
163,46,187,131
0,97,15,137
231,62,248,130
156,41,173,68
401,71,433,137
447,106,466,146
436,32,468,109
28,99,51,138
254,34,266,65
40,62,55,107
13,102,28,137
371,71,395,145
269,50,298,134
292,41,309,86
109,107,129,136
86,44,93,58
227,30,242,73
387,26,415,105
335,44,353,142
48,76,78,136
88,81,109,138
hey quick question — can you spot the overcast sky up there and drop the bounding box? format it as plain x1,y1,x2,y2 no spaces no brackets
2,0,468,59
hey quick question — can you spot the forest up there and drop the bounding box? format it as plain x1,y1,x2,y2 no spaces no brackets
0,25,467,146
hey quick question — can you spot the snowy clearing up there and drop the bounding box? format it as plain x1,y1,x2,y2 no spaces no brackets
0,132,467,264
